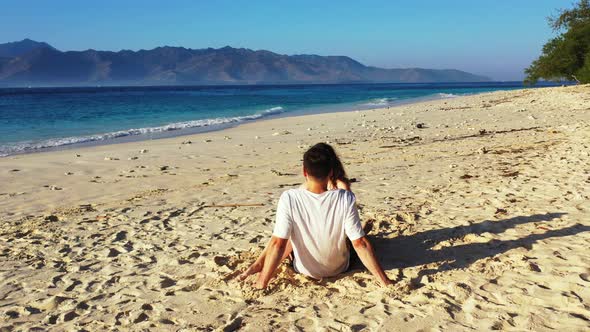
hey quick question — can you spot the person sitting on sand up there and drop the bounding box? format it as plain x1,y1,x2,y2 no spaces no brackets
239,143,392,288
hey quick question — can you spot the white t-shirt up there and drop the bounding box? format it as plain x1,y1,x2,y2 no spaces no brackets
272,188,365,279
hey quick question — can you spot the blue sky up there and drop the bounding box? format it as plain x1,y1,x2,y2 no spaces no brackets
1,0,569,80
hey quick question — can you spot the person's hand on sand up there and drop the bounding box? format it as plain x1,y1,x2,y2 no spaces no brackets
238,262,262,281
238,264,271,289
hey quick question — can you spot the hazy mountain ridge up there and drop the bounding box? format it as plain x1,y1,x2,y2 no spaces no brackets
0,39,491,86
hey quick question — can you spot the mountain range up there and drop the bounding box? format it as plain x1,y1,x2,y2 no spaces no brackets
0,39,490,86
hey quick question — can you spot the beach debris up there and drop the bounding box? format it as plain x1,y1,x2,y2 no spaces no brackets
495,208,508,216
139,149,148,154
128,156,138,160
459,174,473,180
271,169,296,176
181,140,192,145
378,136,421,148
415,123,426,129
75,154,81,157
254,136,260,139
160,166,169,171
479,129,487,135
10,169,20,172
78,204,95,212
272,130,292,136
224,136,231,140
528,115,537,120
449,164,458,168
203,139,212,143
278,183,301,188
44,215,59,222
64,172,73,175
502,170,520,177
478,147,489,154
203,203,264,208
307,127,313,131
49,185,63,191
104,157,119,161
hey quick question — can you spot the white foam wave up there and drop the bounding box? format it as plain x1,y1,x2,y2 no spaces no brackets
0,106,284,156
363,97,398,107
437,93,461,98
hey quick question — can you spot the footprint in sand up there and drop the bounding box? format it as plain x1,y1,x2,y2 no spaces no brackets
160,276,177,288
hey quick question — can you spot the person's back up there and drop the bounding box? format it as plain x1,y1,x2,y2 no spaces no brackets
238,142,391,289
273,188,364,279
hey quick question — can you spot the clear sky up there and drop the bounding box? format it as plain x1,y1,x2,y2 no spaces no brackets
0,0,569,81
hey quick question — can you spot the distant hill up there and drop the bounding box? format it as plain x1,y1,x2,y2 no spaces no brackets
0,38,56,58
0,39,491,86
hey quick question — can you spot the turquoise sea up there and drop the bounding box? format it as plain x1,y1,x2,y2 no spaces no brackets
0,82,559,156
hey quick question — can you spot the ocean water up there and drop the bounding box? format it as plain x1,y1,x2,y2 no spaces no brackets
0,82,555,156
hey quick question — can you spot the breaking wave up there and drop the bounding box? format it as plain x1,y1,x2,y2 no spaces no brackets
436,93,462,98
0,106,285,156
363,97,399,107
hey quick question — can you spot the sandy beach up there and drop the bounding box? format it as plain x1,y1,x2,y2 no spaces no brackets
1,85,589,331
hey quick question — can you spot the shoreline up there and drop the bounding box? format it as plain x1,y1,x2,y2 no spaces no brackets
0,87,521,158
1,85,588,330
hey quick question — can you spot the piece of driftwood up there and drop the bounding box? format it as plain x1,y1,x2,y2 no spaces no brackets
203,203,265,208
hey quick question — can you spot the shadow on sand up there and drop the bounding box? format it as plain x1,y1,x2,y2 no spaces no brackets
349,212,590,283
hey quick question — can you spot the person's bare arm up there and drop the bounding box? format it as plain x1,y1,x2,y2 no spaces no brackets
255,236,288,289
352,236,392,286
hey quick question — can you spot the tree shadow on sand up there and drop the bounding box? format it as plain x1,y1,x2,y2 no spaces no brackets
349,212,590,283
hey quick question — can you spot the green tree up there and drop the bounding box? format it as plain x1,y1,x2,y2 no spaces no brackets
525,0,590,84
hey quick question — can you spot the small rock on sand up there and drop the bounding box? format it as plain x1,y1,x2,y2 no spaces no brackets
49,185,63,191
272,130,292,136
128,156,138,160
139,149,148,154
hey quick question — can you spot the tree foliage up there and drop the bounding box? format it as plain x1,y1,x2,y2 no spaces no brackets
525,0,590,84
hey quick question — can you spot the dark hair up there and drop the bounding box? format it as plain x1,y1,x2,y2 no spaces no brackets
304,143,350,186
303,143,332,179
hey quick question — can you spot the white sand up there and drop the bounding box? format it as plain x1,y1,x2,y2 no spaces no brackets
0,85,589,331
